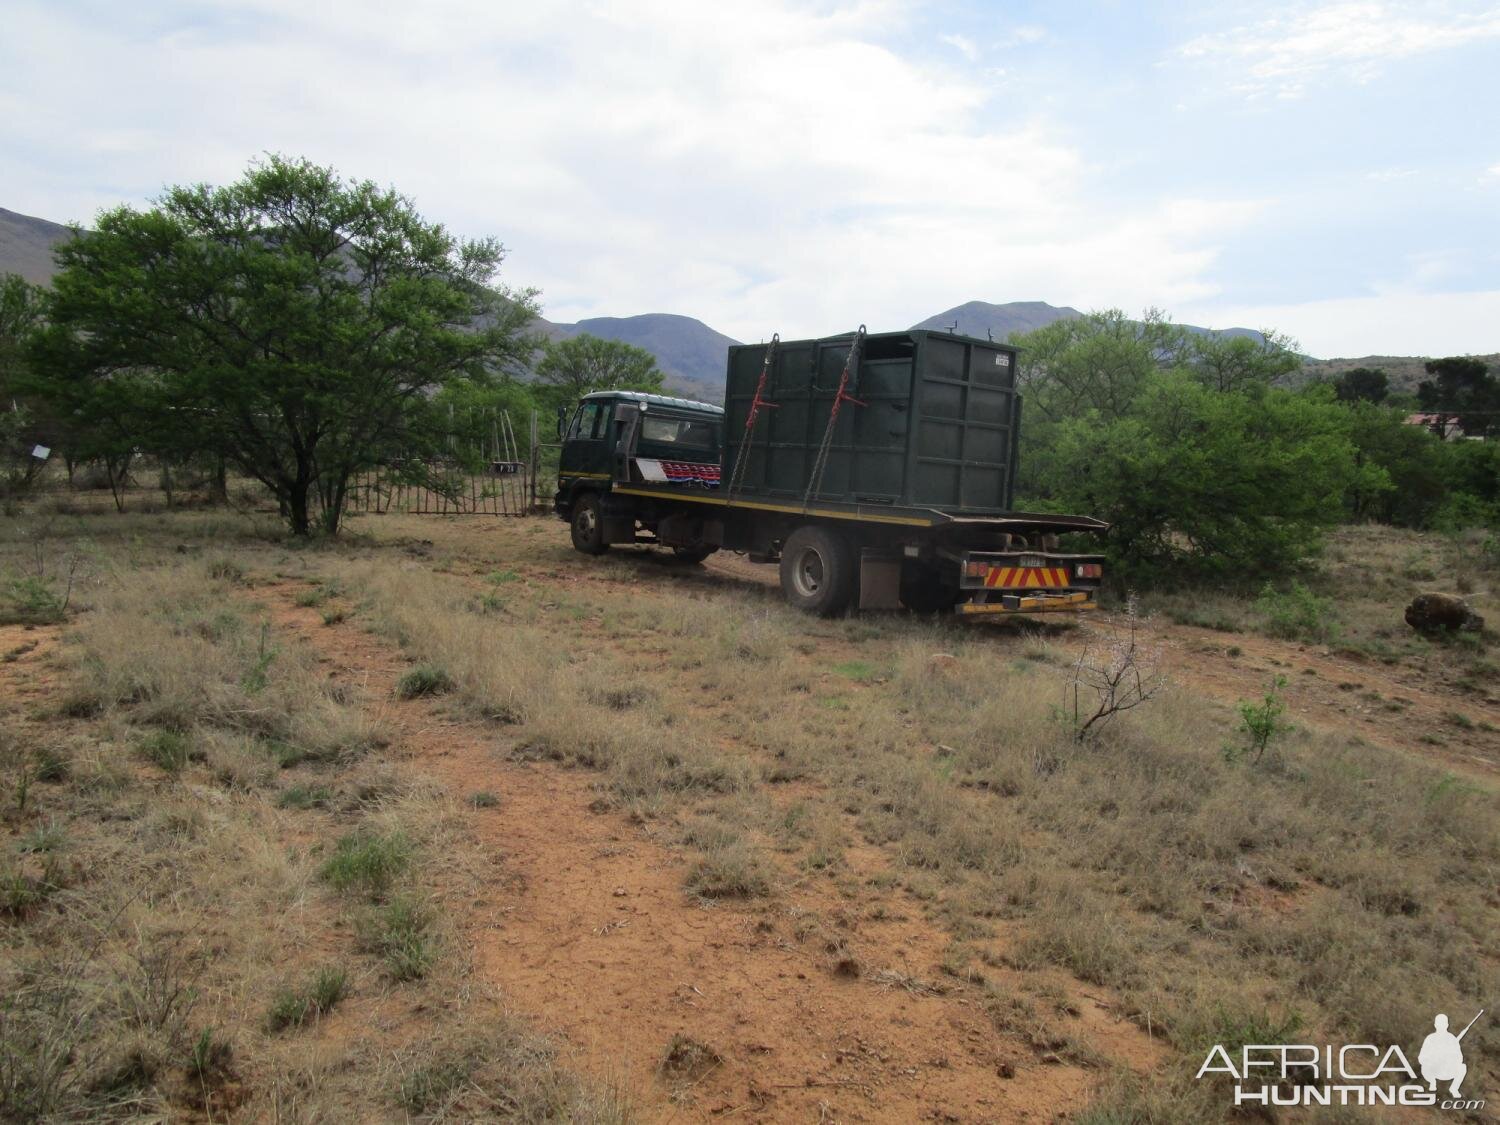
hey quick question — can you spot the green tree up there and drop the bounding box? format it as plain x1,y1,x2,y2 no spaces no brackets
26,156,538,534
1417,356,1498,438
1333,366,1389,404
0,275,49,497
1186,329,1300,393
1341,402,1448,526
1012,308,1191,423
1044,374,1381,585
533,333,663,410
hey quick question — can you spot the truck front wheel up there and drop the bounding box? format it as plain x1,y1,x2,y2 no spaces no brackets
569,493,609,555
780,526,856,616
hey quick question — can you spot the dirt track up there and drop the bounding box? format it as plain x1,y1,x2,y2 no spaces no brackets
260,576,1163,1122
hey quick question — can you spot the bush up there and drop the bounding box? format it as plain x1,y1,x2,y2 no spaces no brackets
1254,581,1338,643
1037,374,1375,586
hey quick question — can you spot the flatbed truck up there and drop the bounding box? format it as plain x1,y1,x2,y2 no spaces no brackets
554,327,1106,617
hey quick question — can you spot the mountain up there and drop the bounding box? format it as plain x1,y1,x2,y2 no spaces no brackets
0,207,76,284
539,313,739,400
912,299,1084,340
913,299,1265,345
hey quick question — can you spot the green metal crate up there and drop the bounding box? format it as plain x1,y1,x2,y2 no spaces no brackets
723,329,1022,514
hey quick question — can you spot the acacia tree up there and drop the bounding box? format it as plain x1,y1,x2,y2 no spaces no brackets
534,333,663,409
0,275,47,497
28,156,538,534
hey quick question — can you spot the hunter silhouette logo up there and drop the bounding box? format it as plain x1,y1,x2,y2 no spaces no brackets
1196,1008,1487,1110
1420,1010,1482,1098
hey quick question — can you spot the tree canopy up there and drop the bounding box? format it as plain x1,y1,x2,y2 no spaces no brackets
25,155,538,533
1333,366,1389,404
1417,356,1498,438
533,333,663,410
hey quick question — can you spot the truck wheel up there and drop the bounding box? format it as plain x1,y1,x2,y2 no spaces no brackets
670,546,718,565
780,526,856,616
899,563,959,615
569,493,609,555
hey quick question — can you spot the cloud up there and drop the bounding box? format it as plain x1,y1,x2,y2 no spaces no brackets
1179,2,1500,97
0,0,1267,342
1178,288,1500,356
938,32,978,60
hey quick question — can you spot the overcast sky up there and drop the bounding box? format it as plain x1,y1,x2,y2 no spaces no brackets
4,0,1498,356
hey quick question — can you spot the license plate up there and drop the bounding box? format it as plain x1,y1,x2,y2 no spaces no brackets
1018,554,1045,568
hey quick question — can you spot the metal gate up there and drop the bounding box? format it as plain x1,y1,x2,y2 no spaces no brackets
346,409,544,517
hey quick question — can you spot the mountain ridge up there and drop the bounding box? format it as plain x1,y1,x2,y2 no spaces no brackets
2,204,1481,399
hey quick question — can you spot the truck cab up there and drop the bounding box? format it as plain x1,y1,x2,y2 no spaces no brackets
555,390,726,561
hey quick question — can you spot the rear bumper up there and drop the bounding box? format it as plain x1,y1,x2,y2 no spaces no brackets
957,590,1098,615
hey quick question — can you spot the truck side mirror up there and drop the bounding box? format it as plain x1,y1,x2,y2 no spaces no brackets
555,405,568,439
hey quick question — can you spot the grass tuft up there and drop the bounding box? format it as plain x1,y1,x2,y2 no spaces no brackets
319,829,412,897
395,664,455,699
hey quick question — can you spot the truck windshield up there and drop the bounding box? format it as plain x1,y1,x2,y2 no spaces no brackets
640,416,717,450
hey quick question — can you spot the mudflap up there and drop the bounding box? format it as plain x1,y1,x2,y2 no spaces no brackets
858,549,902,610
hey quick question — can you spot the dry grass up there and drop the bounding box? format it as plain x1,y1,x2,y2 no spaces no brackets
0,519,627,1121
4,508,1497,1119
317,516,1498,1112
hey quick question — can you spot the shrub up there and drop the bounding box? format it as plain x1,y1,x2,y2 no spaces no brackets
0,575,68,626
1039,373,1372,585
1255,581,1338,644
1224,675,1289,765
266,966,348,1031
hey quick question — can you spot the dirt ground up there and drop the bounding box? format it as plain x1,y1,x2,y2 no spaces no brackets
246,558,1160,1121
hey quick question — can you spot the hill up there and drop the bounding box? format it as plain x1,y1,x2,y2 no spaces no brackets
0,207,75,285
912,299,1084,340
913,299,1265,345
1299,352,1500,395
539,313,739,401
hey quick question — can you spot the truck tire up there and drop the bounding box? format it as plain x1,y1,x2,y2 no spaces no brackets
780,526,856,616
670,546,718,565
569,492,609,555
899,562,959,615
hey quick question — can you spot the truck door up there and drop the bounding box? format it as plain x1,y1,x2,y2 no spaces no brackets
559,400,610,483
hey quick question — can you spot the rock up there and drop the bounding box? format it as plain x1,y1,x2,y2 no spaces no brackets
1405,593,1484,634
927,652,960,675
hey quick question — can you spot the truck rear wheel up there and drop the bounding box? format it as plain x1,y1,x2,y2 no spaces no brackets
569,493,609,555
780,526,856,616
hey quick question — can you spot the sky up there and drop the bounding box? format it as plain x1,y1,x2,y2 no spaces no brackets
2,0,1498,357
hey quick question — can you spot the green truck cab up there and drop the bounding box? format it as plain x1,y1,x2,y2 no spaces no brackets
554,330,1107,617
